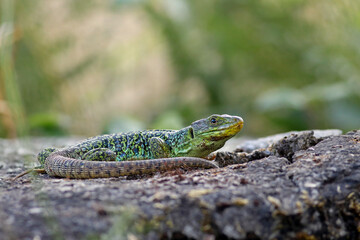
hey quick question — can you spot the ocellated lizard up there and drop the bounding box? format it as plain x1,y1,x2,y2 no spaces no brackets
14,114,243,179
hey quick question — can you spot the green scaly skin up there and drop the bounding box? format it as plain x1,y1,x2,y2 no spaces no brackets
16,114,244,179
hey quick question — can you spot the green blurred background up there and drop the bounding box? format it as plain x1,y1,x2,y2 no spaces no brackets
0,0,359,138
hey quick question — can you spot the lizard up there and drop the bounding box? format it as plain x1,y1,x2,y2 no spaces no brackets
13,114,243,179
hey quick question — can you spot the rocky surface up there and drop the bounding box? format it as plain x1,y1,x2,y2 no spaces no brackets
0,130,359,240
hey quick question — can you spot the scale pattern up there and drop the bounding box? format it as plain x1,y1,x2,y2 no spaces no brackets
72,130,176,161
44,149,218,178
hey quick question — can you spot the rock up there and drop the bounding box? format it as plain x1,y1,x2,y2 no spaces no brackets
0,130,359,239
236,129,343,153
271,130,320,162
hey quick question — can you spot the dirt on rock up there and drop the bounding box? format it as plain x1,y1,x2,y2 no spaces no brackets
0,130,359,240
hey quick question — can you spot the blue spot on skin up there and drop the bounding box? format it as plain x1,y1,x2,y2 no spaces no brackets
117,152,127,161
134,148,139,154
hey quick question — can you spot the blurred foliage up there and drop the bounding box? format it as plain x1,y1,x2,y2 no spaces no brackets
0,0,359,138
144,0,360,135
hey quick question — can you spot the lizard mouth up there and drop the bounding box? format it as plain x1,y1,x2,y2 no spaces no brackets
226,116,244,134
214,116,243,132
203,116,244,140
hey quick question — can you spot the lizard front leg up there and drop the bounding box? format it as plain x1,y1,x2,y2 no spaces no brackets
149,137,171,158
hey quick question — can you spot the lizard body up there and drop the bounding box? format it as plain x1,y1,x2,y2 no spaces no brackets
16,114,243,179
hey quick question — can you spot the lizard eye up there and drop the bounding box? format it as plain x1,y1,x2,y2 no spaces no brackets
210,117,217,124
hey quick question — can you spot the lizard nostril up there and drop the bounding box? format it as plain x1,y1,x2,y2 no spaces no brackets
236,116,244,124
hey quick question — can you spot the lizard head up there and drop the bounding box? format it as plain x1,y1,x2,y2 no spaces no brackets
190,114,243,141
180,114,244,157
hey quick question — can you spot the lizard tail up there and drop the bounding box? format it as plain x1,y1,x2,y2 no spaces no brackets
44,150,219,179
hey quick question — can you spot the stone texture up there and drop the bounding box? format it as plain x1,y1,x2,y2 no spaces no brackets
0,130,359,240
